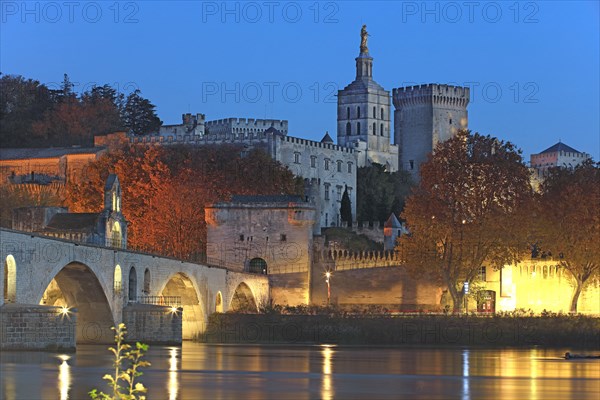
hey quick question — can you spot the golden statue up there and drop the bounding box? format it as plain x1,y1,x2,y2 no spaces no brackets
360,24,369,53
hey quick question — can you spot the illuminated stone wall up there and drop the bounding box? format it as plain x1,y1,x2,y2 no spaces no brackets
310,264,442,310
482,260,600,314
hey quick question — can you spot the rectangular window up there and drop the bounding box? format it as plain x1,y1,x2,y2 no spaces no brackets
311,156,317,168
480,266,487,282
337,161,342,172
239,234,244,241
336,185,343,201
325,159,330,170
280,234,287,242
294,152,301,164
324,183,330,200
347,162,352,173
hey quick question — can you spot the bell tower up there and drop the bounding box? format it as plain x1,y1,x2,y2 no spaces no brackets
337,25,397,171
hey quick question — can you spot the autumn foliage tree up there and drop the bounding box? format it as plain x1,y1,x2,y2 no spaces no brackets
536,161,600,312
398,131,533,312
66,144,303,259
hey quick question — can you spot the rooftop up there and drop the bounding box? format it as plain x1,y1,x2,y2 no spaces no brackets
538,141,582,154
43,213,100,232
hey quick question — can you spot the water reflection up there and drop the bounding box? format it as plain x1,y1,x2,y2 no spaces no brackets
321,345,335,400
1,345,599,399
168,347,179,400
462,349,470,400
57,355,71,400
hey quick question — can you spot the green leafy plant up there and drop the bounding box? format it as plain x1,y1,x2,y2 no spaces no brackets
89,323,151,400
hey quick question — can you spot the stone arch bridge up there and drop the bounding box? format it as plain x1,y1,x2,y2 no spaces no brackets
0,229,268,346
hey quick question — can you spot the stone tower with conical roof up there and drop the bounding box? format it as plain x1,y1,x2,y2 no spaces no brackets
337,26,398,171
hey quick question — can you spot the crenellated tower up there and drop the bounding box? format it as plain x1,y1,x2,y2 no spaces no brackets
392,84,469,178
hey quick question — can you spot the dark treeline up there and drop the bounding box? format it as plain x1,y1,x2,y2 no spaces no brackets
356,163,415,223
0,73,162,148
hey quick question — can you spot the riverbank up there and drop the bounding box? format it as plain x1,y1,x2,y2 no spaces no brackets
201,314,600,347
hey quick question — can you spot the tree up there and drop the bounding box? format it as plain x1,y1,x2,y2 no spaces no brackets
122,90,162,135
398,131,533,312
66,144,303,258
536,161,600,312
356,163,414,223
0,74,55,147
340,185,352,225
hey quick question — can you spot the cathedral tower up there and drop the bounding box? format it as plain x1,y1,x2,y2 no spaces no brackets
337,26,397,171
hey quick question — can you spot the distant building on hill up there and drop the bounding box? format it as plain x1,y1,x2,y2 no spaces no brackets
530,141,591,184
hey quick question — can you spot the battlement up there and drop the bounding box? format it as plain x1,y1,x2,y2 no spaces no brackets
283,135,354,153
392,84,470,108
128,131,355,154
205,118,288,127
315,246,402,270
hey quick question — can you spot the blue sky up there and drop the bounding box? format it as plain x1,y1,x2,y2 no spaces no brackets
2,1,599,160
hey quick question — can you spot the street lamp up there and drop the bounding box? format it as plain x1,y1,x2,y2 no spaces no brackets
325,271,331,306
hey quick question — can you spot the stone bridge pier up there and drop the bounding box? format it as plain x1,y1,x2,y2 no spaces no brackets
0,229,269,350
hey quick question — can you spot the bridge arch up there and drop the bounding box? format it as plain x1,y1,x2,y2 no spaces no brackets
159,272,206,340
3,255,17,303
39,261,116,344
229,282,258,312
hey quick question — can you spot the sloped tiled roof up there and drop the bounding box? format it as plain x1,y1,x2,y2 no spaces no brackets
105,174,119,190
43,213,99,232
384,213,402,228
539,142,581,154
321,132,334,143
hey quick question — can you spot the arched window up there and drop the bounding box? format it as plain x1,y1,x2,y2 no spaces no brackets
373,106,376,118
111,221,122,248
114,265,122,294
380,123,384,136
357,106,361,119
357,122,361,135
4,255,17,303
143,268,151,294
128,267,137,301
346,122,351,136
373,122,376,135
346,107,350,119
249,258,267,274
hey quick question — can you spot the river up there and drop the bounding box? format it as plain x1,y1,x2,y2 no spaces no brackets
1,344,598,399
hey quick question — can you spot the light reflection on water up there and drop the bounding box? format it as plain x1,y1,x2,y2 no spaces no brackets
168,347,179,400
321,344,335,400
462,349,469,400
57,355,71,400
0,344,598,399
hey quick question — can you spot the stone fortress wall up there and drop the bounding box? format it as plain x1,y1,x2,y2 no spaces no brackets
129,128,357,231
206,118,288,136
